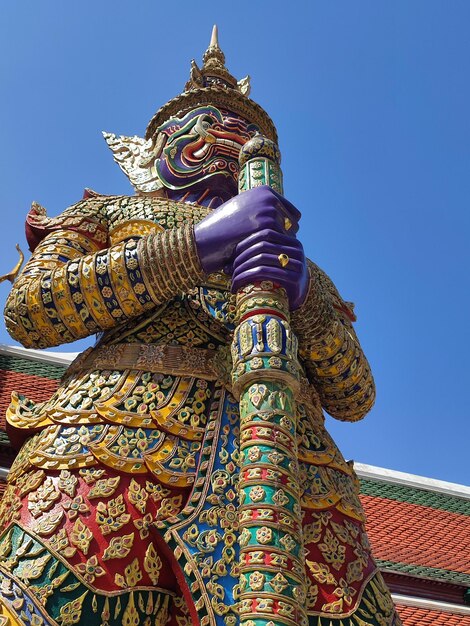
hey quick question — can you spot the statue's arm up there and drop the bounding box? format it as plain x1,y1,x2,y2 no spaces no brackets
4,200,204,349
291,260,375,422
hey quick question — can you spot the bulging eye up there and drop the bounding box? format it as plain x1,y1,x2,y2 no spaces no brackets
193,115,213,137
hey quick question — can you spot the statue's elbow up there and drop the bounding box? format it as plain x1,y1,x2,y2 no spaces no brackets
325,383,376,423
3,292,49,349
4,314,38,349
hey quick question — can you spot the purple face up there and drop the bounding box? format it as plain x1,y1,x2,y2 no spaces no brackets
155,106,258,202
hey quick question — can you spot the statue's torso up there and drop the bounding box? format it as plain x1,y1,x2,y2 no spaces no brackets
0,197,388,626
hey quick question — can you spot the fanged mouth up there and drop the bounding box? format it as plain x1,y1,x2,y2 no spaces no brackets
192,136,244,160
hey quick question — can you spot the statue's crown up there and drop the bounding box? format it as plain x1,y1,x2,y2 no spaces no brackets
145,26,277,143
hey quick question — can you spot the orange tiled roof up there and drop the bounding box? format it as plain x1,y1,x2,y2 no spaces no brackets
361,493,470,575
396,603,470,625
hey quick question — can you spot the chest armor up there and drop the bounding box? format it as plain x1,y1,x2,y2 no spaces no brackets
104,195,235,348
7,197,239,489
6,195,361,521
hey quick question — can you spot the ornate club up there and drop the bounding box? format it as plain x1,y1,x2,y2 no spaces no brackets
231,135,308,626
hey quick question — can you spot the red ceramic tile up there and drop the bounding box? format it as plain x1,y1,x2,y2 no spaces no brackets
396,603,470,625
361,494,470,574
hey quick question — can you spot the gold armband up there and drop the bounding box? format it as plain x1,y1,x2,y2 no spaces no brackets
137,223,205,304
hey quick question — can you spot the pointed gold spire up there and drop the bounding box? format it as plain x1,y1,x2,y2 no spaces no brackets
145,25,277,143
203,25,251,95
209,24,219,49
202,24,229,81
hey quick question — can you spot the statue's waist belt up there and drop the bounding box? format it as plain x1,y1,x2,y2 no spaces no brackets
67,342,322,413
68,342,232,381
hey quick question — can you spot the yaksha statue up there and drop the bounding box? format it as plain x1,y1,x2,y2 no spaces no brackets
0,26,401,626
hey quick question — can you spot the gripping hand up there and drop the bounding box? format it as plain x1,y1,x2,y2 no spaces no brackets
194,186,300,274
230,228,309,310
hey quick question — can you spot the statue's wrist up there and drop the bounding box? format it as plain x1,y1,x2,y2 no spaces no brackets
138,224,206,303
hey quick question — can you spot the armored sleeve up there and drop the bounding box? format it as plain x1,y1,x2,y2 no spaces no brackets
4,197,205,349
291,260,375,422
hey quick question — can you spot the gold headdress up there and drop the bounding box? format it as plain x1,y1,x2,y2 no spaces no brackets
145,25,278,143
104,26,277,194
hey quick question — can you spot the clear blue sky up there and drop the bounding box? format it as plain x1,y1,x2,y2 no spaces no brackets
0,2,468,484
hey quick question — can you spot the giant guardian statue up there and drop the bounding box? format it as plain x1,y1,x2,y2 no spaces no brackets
0,27,401,626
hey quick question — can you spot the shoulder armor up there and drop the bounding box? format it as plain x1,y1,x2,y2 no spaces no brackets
24,193,117,252
309,261,356,323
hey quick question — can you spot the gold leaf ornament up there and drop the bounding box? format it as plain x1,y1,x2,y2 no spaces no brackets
16,469,46,498
70,518,93,555
88,475,121,498
95,494,131,535
62,495,90,520
122,592,139,626
16,553,52,582
48,528,77,559
58,470,79,497
305,559,337,585
248,384,268,409
56,591,88,625
143,543,162,584
33,510,65,537
103,533,135,560
28,477,60,517
115,558,143,588
133,512,153,540
128,479,149,514
75,555,106,584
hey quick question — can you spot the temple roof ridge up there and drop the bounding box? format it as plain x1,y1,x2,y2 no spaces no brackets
355,462,470,500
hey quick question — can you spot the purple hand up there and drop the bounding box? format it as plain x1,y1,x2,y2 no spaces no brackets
194,186,300,274
230,229,309,310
